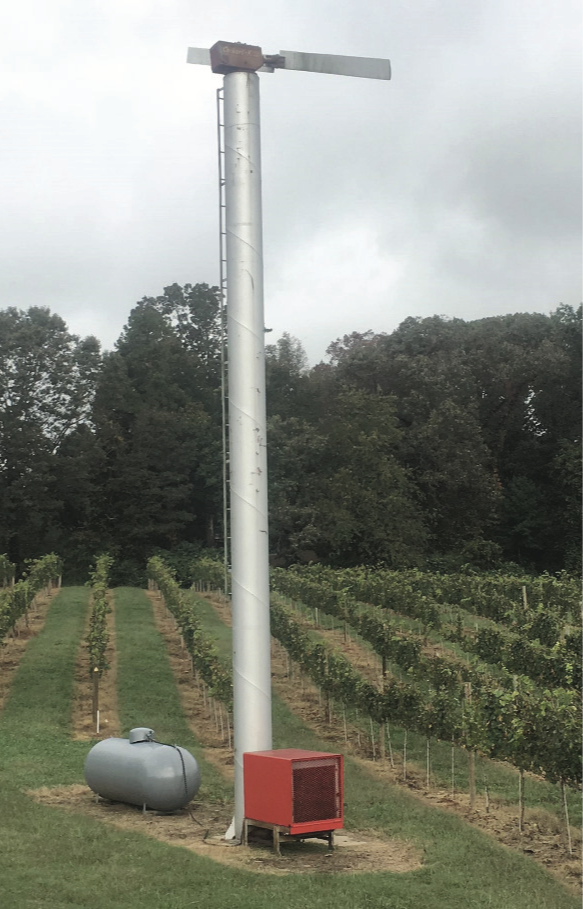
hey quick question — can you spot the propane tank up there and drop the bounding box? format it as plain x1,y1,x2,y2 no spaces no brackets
84,727,201,811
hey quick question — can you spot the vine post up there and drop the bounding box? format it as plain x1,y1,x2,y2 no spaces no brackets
426,738,431,789
92,667,100,727
518,769,525,834
386,723,395,769
464,682,476,809
561,781,573,855
86,554,113,733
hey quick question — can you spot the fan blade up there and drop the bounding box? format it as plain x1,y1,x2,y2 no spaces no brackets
279,50,391,80
187,47,211,65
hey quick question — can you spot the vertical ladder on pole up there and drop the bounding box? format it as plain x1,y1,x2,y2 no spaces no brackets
217,87,230,597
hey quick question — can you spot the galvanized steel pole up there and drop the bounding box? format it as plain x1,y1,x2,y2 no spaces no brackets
223,70,272,839
187,40,390,843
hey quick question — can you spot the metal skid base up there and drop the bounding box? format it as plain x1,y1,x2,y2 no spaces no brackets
243,818,334,857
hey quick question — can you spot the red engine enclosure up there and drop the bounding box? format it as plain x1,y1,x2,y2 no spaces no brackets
243,748,344,835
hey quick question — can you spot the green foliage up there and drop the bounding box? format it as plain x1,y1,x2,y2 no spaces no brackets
276,564,442,630
85,554,113,675
0,552,62,644
268,387,428,566
147,556,232,708
328,318,501,552
271,567,582,787
275,564,581,692
1,299,580,576
88,291,224,576
0,554,15,585
265,331,310,421
0,307,101,567
191,553,226,591
150,542,205,587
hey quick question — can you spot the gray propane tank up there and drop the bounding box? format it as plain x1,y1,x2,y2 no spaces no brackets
84,727,201,812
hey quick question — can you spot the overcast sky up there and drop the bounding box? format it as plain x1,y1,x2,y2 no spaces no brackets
2,1,581,363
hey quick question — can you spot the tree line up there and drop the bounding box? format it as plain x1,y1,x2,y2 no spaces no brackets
0,286,579,583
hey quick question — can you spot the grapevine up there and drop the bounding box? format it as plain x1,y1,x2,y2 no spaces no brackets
273,567,580,694
0,553,62,645
147,556,233,709
270,577,581,788
86,554,113,726
191,555,225,593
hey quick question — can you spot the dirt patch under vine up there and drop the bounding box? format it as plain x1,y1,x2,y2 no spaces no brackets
28,783,420,875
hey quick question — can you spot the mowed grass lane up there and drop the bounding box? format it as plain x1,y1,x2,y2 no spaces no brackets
0,586,91,788
113,586,228,802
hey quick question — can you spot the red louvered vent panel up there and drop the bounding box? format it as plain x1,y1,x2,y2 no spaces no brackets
243,749,343,834
292,759,340,823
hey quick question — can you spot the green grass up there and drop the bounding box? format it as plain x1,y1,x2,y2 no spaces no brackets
0,587,577,909
184,591,233,657
0,586,92,789
113,586,228,801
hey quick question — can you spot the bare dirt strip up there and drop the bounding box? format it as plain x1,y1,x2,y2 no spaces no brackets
71,592,121,741
0,588,56,715
30,782,420,876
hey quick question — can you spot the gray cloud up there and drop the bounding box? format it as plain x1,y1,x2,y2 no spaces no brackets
0,0,580,360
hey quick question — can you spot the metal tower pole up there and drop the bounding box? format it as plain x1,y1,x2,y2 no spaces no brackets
187,40,390,843
223,70,272,839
